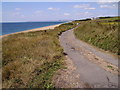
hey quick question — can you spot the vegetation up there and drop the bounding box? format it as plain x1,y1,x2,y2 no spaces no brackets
98,16,120,21
2,23,76,88
74,18,91,22
2,16,119,88
74,17,119,55
98,16,113,19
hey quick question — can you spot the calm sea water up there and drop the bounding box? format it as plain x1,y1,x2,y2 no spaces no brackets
1,22,64,35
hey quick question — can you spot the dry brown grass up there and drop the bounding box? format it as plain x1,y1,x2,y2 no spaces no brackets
2,23,76,88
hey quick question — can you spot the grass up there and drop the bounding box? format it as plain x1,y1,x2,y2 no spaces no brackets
101,22,118,25
107,65,113,69
2,23,76,88
98,17,120,21
2,16,119,88
74,17,119,55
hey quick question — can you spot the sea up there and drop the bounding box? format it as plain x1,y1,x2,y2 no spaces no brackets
1,21,65,35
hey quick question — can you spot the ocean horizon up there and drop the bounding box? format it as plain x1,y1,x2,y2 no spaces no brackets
1,21,65,35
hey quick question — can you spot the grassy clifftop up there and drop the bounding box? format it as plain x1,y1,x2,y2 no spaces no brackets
2,23,76,88
74,17,119,55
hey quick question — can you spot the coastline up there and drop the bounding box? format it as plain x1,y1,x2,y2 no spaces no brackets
1,24,61,38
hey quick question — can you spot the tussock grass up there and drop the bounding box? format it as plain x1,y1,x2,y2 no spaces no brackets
2,23,76,88
74,18,119,55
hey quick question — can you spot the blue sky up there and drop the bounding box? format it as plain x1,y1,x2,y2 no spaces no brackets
2,2,118,22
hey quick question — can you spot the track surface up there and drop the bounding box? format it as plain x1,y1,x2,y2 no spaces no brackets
59,28,118,88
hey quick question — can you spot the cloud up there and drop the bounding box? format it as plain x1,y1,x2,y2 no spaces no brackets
64,13,70,16
73,4,90,8
98,0,119,3
34,10,42,14
48,7,59,10
85,7,96,10
21,15,25,18
12,12,20,16
85,12,89,14
15,8,21,10
73,4,96,10
97,14,105,17
48,7,54,10
76,12,93,17
100,4,117,8
11,12,25,18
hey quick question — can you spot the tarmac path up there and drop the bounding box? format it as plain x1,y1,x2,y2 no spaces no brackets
59,28,119,88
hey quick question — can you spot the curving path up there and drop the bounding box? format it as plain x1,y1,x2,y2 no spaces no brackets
59,28,119,88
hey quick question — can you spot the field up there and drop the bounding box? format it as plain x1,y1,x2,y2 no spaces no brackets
2,23,76,88
74,17,119,55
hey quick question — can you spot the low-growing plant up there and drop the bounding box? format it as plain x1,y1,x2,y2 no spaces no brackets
2,23,76,88
74,17,119,55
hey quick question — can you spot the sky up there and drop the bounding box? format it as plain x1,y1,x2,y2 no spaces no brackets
1,0,119,22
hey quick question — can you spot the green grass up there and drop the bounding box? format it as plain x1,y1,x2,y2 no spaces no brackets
98,16,120,21
107,65,113,69
2,23,76,88
74,18,119,55
101,22,119,25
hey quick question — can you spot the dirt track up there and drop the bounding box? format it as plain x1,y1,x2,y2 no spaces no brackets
59,28,118,88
